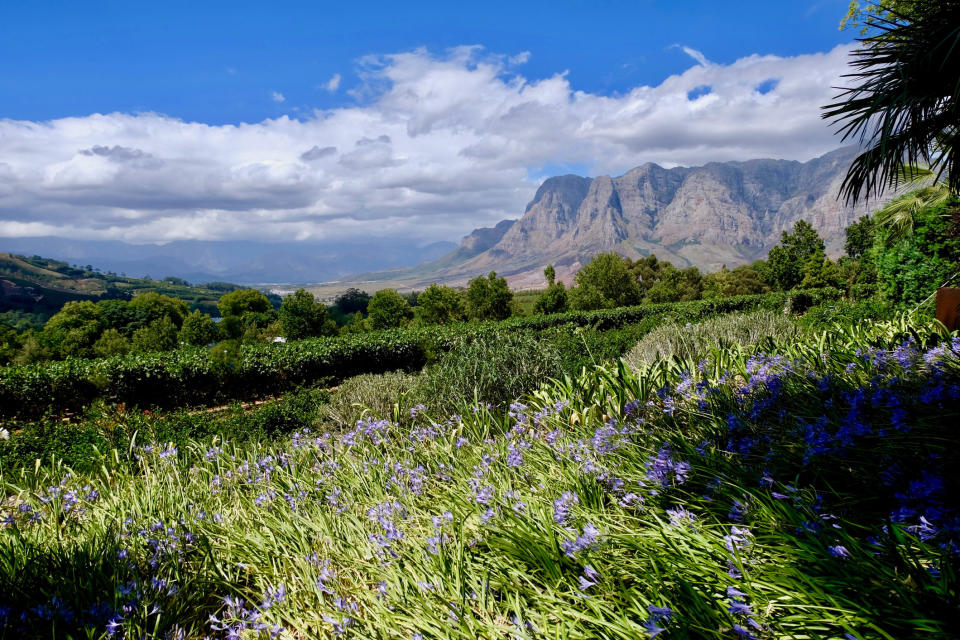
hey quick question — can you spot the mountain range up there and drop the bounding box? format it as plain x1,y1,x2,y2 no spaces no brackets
354,145,879,289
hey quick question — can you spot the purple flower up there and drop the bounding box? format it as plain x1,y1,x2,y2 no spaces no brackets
553,491,579,525
828,545,850,558
561,523,600,557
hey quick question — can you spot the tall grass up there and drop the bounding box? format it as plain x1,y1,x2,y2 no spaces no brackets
623,310,798,369
0,314,957,639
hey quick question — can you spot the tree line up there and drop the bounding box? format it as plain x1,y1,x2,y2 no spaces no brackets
2,198,957,365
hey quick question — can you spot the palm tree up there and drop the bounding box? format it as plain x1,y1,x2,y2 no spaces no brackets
822,1,960,205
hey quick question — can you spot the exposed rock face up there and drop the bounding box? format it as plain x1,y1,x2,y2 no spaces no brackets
413,146,879,288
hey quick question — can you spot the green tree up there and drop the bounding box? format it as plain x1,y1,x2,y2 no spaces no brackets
464,272,513,321
644,265,703,303
334,288,371,315
0,323,21,365
544,264,557,286
42,300,103,358
766,221,826,290
844,215,877,258
702,264,769,298
179,310,221,346
218,289,272,318
824,1,960,202
279,289,336,339
801,256,844,290
128,292,189,328
568,253,641,311
367,289,413,329
93,328,131,358
416,283,465,325
534,265,568,315
131,316,179,352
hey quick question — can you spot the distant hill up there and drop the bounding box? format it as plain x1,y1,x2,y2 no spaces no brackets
331,146,883,291
0,238,458,285
0,252,246,324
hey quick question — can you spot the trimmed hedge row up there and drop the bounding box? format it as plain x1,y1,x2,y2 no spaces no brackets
0,288,839,419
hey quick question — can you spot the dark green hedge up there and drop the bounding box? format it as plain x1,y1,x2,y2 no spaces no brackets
0,288,839,419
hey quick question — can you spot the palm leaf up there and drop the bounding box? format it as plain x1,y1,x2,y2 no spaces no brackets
822,2,960,203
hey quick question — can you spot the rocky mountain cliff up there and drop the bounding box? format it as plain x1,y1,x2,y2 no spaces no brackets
390,146,880,289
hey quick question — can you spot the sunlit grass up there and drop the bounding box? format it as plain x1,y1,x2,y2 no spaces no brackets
1,314,957,639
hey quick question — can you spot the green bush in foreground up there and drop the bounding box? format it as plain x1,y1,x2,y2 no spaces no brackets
415,330,562,412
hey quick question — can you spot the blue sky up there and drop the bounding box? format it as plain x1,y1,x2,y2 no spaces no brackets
0,0,860,251
1,0,853,124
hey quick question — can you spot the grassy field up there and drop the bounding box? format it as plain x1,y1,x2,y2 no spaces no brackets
1,305,957,639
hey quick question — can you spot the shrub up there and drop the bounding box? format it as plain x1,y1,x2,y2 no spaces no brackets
316,371,418,428
415,331,561,412
624,310,798,368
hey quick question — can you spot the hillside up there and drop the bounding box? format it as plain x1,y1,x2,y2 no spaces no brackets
333,146,883,291
0,252,244,323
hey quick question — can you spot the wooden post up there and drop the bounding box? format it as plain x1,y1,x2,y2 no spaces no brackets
935,288,960,331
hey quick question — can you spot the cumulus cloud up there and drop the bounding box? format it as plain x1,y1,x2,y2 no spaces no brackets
0,44,856,246
271,91,285,103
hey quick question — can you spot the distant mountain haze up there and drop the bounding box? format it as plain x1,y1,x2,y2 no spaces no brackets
354,146,882,290
0,238,457,285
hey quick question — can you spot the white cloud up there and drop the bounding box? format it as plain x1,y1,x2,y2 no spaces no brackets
271,91,285,103
0,44,856,246
679,45,711,67
323,73,341,92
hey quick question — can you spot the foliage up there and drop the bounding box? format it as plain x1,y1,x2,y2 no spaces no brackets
569,253,641,310
0,314,957,639
367,289,414,330
534,265,568,314
0,290,841,420
179,310,220,346
333,288,371,315
41,300,103,358
316,371,418,429
766,221,827,290
0,323,24,365
464,272,513,321
217,289,272,318
534,282,568,315
415,283,465,325
844,215,877,258
92,328,131,358
701,264,769,298
131,316,179,353
0,387,331,473
128,291,189,329
415,331,562,411
279,289,337,340
623,310,799,368
873,199,960,308
824,0,960,202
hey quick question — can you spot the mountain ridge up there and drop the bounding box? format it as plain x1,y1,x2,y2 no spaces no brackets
348,146,880,290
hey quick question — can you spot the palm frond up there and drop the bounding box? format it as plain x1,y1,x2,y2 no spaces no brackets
822,1,960,204
873,184,953,244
